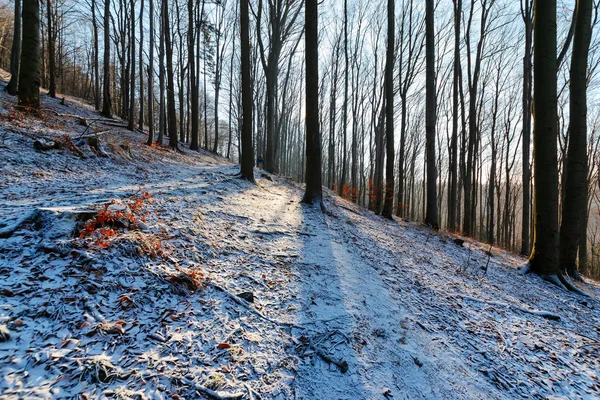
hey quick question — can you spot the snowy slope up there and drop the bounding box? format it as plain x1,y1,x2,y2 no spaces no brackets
1,80,599,400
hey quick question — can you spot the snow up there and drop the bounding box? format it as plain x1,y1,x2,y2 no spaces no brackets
1,75,600,399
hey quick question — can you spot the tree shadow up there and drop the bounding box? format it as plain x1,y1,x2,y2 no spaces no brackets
290,203,370,399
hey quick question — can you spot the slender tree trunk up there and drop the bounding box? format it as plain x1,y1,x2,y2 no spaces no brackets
163,0,177,150
92,0,100,109
328,37,340,190
139,0,144,130
339,0,349,197
6,0,21,96
240,0,254,181
128,0,136,131
47,0,56,98
424,0,438,229
382,0,395,219
18,0,40,109
448,0,461,230
158,0,165,144
189,0,199,150
203,56,208,149
579,191,589,274
147,0,154,144
559,0,592,277
520,0,533,255
302,0,323,208
102,0,112,117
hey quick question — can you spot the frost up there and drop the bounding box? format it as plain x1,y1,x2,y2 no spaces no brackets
0,74,599,399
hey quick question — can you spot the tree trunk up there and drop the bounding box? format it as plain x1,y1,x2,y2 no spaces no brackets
158,0,165,144
92,0,100,110
47,0,56,98
188,0,199,150
559,0,592,277
302,0,323,208
528,0,560,277
147,0,154,145
18,0,40,109
101,0,112,117
240,0,254,182
520,0,533,255
6,0,21,96
448,0,461,230
163,0,178,150
139,0,144,130
424,0,438,229
128,0,136,131
382,0,395,219
339,0,349,197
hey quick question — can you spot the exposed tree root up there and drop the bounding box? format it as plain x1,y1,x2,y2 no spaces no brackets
557,273,591,297
521,263,591,297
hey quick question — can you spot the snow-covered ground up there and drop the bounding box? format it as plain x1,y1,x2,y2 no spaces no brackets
1,78,599,400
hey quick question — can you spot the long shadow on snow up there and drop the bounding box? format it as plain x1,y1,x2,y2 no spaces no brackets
291,203,368,399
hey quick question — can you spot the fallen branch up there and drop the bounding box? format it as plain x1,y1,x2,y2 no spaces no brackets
313,347,349,373
455,294,561,321
207,280,299,329
195,386,244,400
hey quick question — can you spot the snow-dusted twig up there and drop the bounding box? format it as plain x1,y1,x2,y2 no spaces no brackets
455,294,561,321
193,385,245,400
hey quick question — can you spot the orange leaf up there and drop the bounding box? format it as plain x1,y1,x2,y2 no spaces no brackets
217,343,231,349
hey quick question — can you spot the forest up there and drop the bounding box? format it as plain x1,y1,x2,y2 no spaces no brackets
0,0,600,398
1,0,600,277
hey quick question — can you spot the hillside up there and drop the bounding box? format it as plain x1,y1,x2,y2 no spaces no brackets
1,79,599,400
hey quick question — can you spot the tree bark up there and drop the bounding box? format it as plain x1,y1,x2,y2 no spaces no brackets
139,0,144,130
158,0,165,144
101,0,112,117
382,0,395,219
559,0,592,277
339,0,349,197
520,0,533,255
147,0,154,145
188,0,199,150
424,0,438,229
18,0,40,109
528,0,560,277
6,0,21,96
47,0,56,98
302,0,323,208
92,0,101,110
128,0,136,131
240,0,254,182
163,0,178,150
448,0,461,230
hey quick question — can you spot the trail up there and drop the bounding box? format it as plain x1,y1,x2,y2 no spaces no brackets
1,83,599,398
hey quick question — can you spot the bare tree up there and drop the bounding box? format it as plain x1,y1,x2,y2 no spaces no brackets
520,0,533,255
101,0,112,117
382,0,395,219
18,0,40,109
5,0,20,95
302,0,323,208
424,0,438,229
560,0,593,279
240,0,254,182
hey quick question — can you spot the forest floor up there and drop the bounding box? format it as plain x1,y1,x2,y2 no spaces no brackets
1,73,600,400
